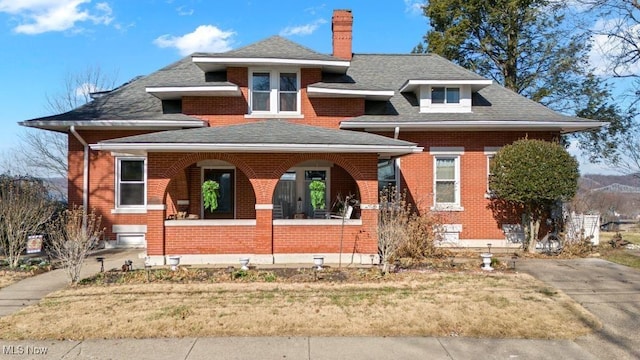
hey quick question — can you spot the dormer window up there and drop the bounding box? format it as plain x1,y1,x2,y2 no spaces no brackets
249,70,300,116
431,87,460,104
399,79,492,114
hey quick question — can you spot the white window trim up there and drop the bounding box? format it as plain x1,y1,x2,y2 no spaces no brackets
419,85,472,113
114,156,147,210
248,68,301,115
484,147,500,199
430,147,464,211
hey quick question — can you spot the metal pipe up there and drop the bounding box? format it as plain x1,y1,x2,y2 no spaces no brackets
69,126,88,211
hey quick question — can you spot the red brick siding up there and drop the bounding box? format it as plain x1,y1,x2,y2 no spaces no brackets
395,131,557,240
164,226,255,254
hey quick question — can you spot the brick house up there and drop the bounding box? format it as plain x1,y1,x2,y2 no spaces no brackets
20,10,603,265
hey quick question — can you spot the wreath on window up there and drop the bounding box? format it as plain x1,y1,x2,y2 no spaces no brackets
202,180,220,212
309,180,326,210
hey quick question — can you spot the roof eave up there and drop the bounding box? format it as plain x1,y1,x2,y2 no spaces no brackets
192,57,351,73
399,79,493,93
19,119,207,132
340,120,608,134
146,86,241,100
307,86,394,101
90,142,423,157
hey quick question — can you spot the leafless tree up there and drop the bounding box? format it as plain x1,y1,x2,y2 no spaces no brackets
0,176,56,268
378,187,411,274
46,206,104,285
10,66,118,193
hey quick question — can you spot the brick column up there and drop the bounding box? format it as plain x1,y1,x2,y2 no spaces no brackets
254,204,274,260
146,206,166,258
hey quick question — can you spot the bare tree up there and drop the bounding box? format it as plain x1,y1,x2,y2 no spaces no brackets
45,65,118,113
378,187,411,274
47,206,104,285
0,176,56,268
11,66,118,194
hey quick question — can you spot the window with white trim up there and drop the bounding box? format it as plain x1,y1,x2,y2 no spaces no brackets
484,147,500,198
249,70,300,114
116,158,146,208
431,87,460,104
430,147,463,210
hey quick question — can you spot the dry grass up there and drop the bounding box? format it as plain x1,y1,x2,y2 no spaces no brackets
0,271,600,340
600,231,640,245
601,249,640,270
0,270,32,289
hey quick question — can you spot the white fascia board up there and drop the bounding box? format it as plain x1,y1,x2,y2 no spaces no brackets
307,86,394,100
400,79,493,93
146,85,240,99
340,120,608,133
90,142,423,155
192,57,350,71
20,119,206,131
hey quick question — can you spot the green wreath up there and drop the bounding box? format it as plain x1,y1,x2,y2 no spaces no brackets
202,180,220,212
309,180,326,210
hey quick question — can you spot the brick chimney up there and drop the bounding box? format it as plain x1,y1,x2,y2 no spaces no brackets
332,9,353,60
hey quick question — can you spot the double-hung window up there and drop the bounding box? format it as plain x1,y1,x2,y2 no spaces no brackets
484,147,500,198
116,157,146,209
250,70,300,115
430,147,463,211
431,87,460,104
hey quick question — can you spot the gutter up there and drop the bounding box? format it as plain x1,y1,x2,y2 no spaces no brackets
69,126,89,211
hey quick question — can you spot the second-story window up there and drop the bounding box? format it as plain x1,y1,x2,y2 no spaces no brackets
431,87,460,104
250,70,299,114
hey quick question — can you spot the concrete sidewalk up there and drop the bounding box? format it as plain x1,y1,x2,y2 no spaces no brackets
0,249,144,317
0,336,598,360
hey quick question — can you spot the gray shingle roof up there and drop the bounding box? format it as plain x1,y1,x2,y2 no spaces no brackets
20,37,601,131
192,36,340,62
101,120,416,147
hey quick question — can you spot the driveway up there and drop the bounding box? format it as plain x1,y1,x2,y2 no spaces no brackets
518,257,640,360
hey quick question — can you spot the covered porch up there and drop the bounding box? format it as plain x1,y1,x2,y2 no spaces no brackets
92,121,421,265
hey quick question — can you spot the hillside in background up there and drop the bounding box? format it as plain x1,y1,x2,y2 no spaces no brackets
575,174,640,221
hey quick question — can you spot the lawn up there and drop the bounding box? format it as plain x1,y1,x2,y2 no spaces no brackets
0,268,600,340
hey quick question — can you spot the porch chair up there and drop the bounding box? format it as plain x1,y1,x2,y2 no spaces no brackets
272,204,284,219
313,209,328,219
330,205,353,220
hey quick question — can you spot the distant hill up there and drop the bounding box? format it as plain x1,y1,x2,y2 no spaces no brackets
42,177,67,201
581,174,640,190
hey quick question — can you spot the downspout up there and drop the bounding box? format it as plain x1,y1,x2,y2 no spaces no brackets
393,126,400,140
69,126,89,211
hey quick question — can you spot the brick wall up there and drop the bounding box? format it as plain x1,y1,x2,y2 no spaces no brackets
395,131,557,240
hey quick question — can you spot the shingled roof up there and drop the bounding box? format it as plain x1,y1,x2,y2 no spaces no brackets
92,120,422,157
20,35,604,133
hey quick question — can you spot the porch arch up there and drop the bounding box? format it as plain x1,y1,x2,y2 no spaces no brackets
268,153,376,206
148,152,262,203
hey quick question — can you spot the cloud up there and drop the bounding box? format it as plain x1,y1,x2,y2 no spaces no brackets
588,18,640,76
279,19,326,37
0,0,114,34
176,5,193,16
404,0,423,15
154,25,235,55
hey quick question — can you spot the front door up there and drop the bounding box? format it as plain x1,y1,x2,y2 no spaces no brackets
203,169,235,219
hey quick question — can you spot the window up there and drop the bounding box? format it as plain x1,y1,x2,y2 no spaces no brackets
431,87,460,104
378,158,397,194
250,70,299,114
116,158,146,208
484,147,500,198
430,147,463,210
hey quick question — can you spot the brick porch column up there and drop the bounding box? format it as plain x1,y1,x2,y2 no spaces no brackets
146,205,166,259
254,204,274,259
